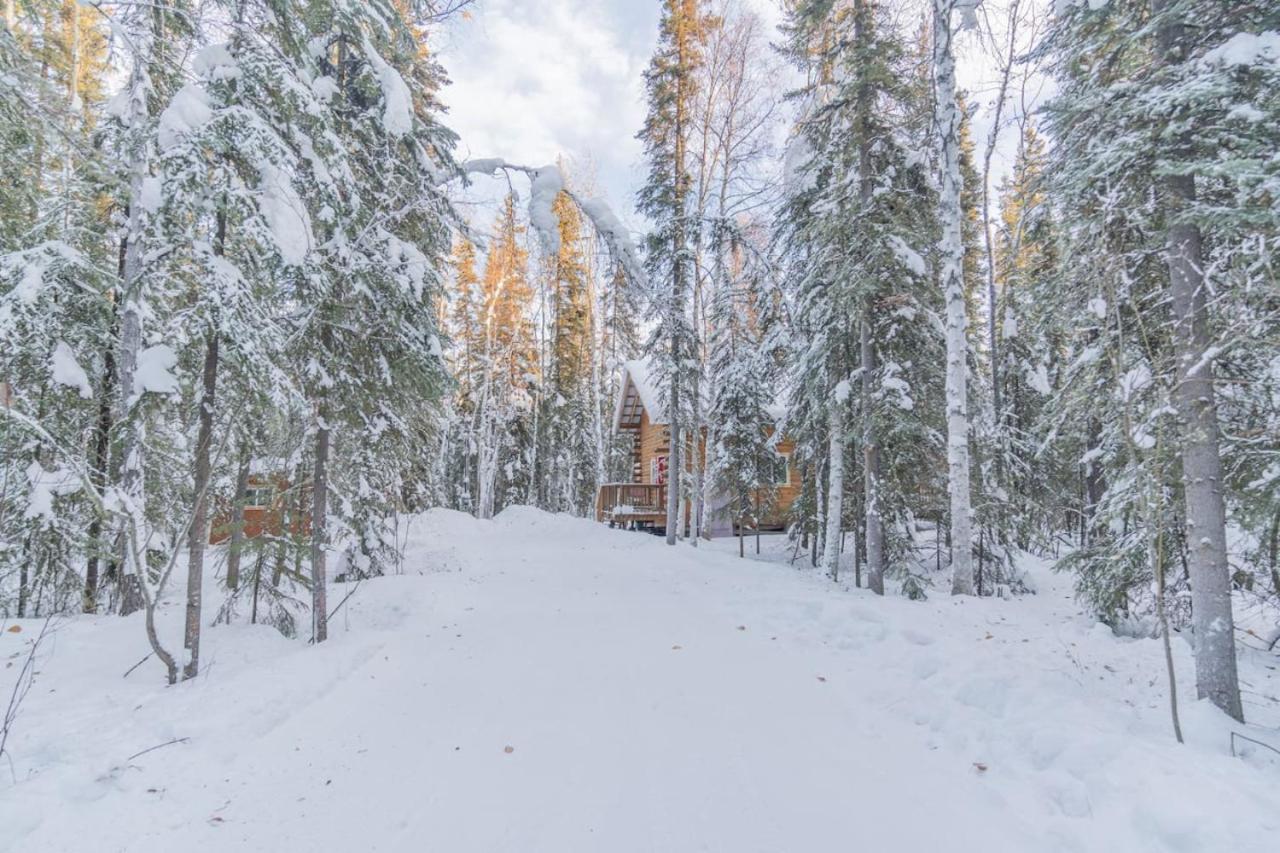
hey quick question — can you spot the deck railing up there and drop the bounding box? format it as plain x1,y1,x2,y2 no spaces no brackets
595,483,666,523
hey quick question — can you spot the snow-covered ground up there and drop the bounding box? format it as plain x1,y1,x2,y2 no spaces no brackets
2,508,1278,852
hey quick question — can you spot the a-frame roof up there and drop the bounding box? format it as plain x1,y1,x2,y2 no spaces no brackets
611,357,791,432
612,359,664,431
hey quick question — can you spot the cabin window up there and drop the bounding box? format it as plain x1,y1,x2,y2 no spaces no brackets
244,486,274,507
767,452,791,486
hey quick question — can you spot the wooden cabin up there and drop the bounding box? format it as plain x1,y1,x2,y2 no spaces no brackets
596,359,800,536
209,474,309,545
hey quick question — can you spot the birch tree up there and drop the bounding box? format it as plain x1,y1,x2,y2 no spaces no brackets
932,0,979,596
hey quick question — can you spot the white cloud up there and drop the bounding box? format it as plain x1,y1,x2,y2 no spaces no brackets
437,0,655,214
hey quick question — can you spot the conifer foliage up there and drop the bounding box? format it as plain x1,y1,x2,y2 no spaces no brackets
0,0,461,678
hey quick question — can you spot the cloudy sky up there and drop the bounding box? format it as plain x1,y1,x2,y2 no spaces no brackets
436,0,788,227
435,1,1044,231
437,0,658,221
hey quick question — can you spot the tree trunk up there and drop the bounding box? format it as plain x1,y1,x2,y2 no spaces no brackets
755,491,761,555
182,331,219,679
739,510,744,558
310,401,331,644
146,597,179,685
664,0,692,548
225,440,251,592
83,431,110,610
852,1,884,595
815,456,826,566
862,310,884,595
822,386,846,580
90,237,129,604
182,202,227,676
1165,195,1242,718
677,461,688,540
1267,510,1280,599
115,53,151,618
1153,0,1242,723
933,0,975,596
691,416,704,545
1083,416,1106,544
84,324,116,613
981,0,1019,489
665,402,681,545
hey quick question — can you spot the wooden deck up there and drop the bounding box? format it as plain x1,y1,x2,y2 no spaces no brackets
595,483,667,530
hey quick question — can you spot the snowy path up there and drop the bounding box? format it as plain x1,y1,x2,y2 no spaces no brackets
2,508,1277,852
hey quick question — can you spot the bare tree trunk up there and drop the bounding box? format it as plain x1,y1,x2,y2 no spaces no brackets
862,310,884,595
665,394,681,545
310,401,331,644
1151,478,1184,743
145,597,179,684
251,550,264,625
225,441,251,591
747,489,757,555
981,0,1020,484
851,1,884,593
115,47,152,617
1154,0,1242,723
182,203,226,677
933,0,975,596
677,450,689,539
822,383,847,580
182,331,218,679
1083,416,1106,544
90,238,129,605
815,456,826,566
1268,510,1280,599
84,359,113,612
690,360,704,545
1165,190,1242,718
85,263,120,613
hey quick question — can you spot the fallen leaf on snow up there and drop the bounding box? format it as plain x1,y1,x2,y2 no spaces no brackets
973,762,988,772
503,745,514,754
6,625,20,633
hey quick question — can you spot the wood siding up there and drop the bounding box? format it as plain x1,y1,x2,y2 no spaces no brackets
626,412,799,531
635,409,669,485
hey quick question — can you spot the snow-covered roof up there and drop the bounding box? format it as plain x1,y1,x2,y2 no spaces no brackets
612,359,664,431
612,357,790,432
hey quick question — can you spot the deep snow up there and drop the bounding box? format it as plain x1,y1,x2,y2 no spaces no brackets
2,508,1278,852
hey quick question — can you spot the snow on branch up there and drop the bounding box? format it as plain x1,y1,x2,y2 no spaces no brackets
361,35,414,137
527,164,565,255
886,235,927,277
50,342,92,399
461,158,509,176
454,159,648,291
577,197,646,291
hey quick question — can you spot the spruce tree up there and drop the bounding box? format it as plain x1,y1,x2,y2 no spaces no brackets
637,0,714,544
